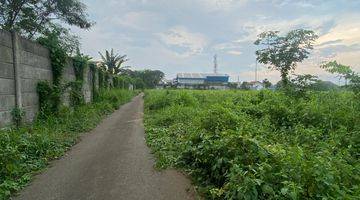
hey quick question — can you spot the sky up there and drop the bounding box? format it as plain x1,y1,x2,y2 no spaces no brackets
72,0,360,83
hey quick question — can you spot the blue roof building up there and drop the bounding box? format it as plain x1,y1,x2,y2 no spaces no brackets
176,73,229,89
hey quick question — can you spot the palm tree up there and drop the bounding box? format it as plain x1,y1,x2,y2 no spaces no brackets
99,49,129,74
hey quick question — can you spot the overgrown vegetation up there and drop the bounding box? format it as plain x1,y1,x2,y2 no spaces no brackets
0,89,136,199
37,28,68,86
36,28,93,114
144,90,360,199
71,50,92,107
36,81,62,116
10,108,25,128
35,27,70,117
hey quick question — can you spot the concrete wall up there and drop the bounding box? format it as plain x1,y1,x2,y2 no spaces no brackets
19,35,53,121
0,30,15,127
0,30,97,127
62,59,76,106
83,67,92,103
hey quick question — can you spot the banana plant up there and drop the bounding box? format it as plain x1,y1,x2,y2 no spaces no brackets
99,49,129,74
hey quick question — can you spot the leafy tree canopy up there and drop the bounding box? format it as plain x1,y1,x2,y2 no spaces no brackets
262,78,272,89
240,81,251,90
254,29,318,86
321,61,360,95
99,49,129,75
38,24,80,55
0,0,93,38
117,68,165,89
130,70,165,89
321,61,353,83
291,74,319,95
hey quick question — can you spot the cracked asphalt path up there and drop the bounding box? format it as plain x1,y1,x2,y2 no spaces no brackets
14,94,194,200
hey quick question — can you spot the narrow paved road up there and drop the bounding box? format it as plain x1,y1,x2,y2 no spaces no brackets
14,94,194,200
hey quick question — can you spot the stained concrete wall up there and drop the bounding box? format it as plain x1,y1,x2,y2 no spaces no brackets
62,59,76,106
0,30,96,127
19,35,53,121
83,67,92,103
0,30,15,127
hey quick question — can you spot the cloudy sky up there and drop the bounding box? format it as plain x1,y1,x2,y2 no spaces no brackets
72,0,360,83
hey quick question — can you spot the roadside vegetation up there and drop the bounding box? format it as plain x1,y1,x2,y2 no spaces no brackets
144,29,359,199
0,2,163,199
0,89,137,199
144,89,359,199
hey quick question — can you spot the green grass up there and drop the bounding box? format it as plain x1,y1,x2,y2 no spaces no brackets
144,90,360,199
0,89,137,200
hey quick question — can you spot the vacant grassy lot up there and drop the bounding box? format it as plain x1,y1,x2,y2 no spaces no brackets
144,90,359,199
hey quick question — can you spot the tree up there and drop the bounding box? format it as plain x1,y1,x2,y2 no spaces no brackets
119,69,165,89
240,82,251,90
291,74,318,94
254,29,318,87
133,78,145,90
99,49,129,75
321,61,360,95
228,82,238,90
0,0,93,38
321,61,353,85
141,70,165,88
38,24,81,56
262,79,272,89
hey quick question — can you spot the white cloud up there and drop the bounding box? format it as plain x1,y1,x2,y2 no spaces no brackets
316,14,360,47
104,11,163,31
314,14,360,72
235,15,332,43
72,26,133,59
213,42,241,51
227,50,242,55
333,50,360,72
266,0,317,8
157,26,208,57
198,0,248,11
213,15,332,56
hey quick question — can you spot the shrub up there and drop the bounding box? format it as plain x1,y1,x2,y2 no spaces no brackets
199,104,239,133
10,107,25,128
144,90,360,199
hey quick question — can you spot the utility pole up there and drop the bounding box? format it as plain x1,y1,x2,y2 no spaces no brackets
237,75,240,88
255,58,258,82
214,54,218,74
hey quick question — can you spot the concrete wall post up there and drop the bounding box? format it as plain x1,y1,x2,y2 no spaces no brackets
11,31,22,108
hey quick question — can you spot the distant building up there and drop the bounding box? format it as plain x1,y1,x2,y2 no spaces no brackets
176,73,229,89
156,79,173,89
248,81,264,90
